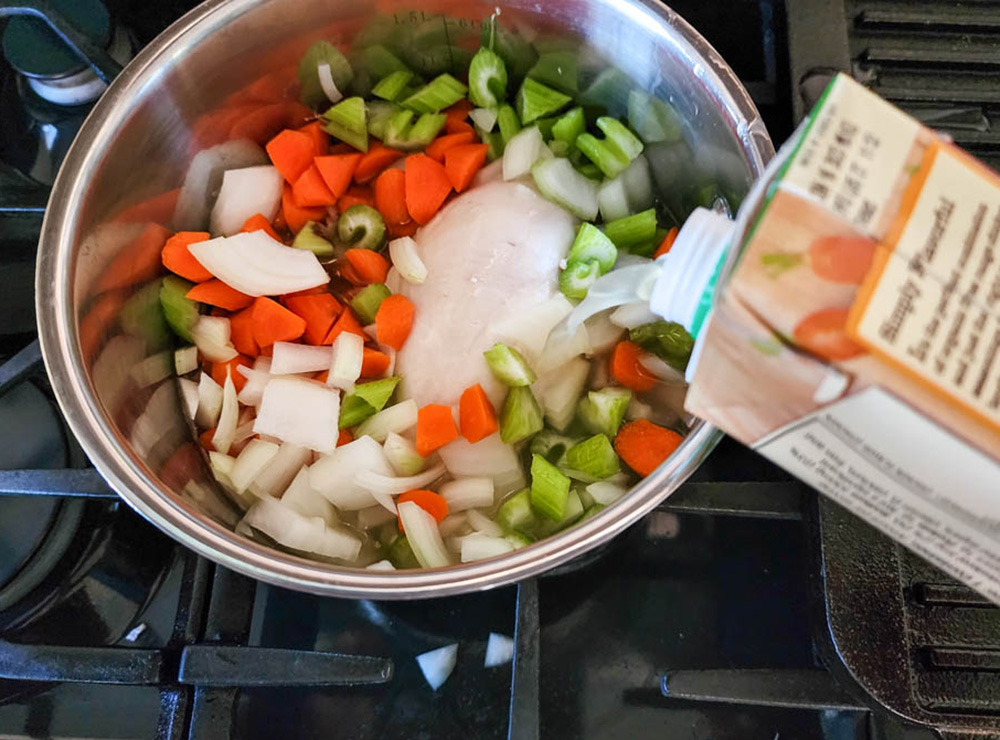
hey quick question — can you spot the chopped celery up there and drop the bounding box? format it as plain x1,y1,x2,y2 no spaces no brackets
350,283,391,325
548,140,570,158
496,104,521,144
499,386,544,444
536,489,583,534
551,106,585,146
566,434,620,479
367,100,401,139
121,279,171,351
384,110,447,150
388,535,421,569
504,531,535,549
292,221,335,260
527,51,578,95
534,116,558,140
629,321,695,372
497,489,537,534
159,275,199,342
361,45,409,81
627,90,683,144
338,395,373,428
529,428,578,466
603,208,657,253
515,78,571,124
529,454,571,522
577,116,644,178
401,73,467,113
484,343,536,386
372,70,415,101
597,117,643,160
482,19,537,82
477,126,504,161
323,96,368,152
354,377,401,410
531,158,599,221
578,67,631,118
298,41,355,109
559,260,601,301
337,204,386,251
468,47,507,108
567,222,617,274
580,503,605,522
577,387,631,438
576,162,603,181
469,107,498,132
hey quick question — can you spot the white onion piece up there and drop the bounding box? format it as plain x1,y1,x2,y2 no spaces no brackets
354,462,446,496
270,343,332,375
232,420,257,446
383,432,426,476
566,262,661,333
196,371,223,428
188,230,330,297
254,376,340,453
310,436,394,510
366,559,396,571
388,236,428,284
174,139,267,231
438,512,469,538
638,353,686,384
610,300,659,329
209,451,240,496
397,501,451,568
466,509,504,537
503,125,544,181
328,332,364,391
597,176,630,222
470,107,498,132
212,371,239,454
237,357,272,406
191,316,238,362
209,165,283,236
621,154,654,211
494,293,574,363
241,496,362,561
627,396,654,420
471,158,504,188
251,443,311,498
535,319,590,374
129,352,172,389
357,504,397,529
177,377,200,421
230,438,280,493
415,643,458,690
586,479,629,505
384,347,397,377
439,478,494,512
317,62,343,103
281,467,337,526
438,434,524,495
385,267,403,294
371,489,398,514
460,532,513,562
532,357,590,431
484,633,515,667
584,310,624,356
174,345,199,376
355,399,418,443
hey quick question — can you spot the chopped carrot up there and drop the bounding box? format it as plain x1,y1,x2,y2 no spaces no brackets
230,101,312,145
186,279,254,311
240,213,281,240
281,183,326,234
404,154,452,225
397,489,450,530
98,223,173,293
344,248,390,284
282,285,330,298
611,340,657,392
161,230,213,282
259,344,274,358
211,355,252,393
614,419,683,476
375,294,415,350
373,169,410,226
329,142,358,155
322,307,366,345
360,347,391,378
425,131,478,163
652,227,679,259
292,163,338,207
444,99,475,134
444,143,489,193
298,120,329,157
315,370,330,383
337,429,354,447
388,220,419,239
338,184,375,211
266,128,315,182
251,296,307,347
283,292,342,345
339,261,366,286
199,428,216,452
354,142,405,183
459,383,499,443
229,306,259,357
415,405,459,457
115,188,180,224
315,153,363,199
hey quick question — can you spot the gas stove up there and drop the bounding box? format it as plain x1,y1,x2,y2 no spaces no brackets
1,1,998,739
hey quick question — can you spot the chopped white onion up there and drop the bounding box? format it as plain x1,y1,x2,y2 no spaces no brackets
627,396,654,420
621,154,654,212
270,343,332,375
438,434,524,495
385,266,403,294
129,352,172,389
638,353,686,384
466,508,504,537
484,633,515,667
566,262,661,333
438,512,469,538
230,438,280,493
241,496,362,561
383,432,426,476
586,479,629,505
584,310,624,355
317,62,343,103
397,501,451,568
439,478,494,512
174,345,199,376
173,138,268,232
328,332,364,391
281,467,338,526
209,451,239,493
254,376,340,453
366,559,396,571
597,175,630,222
415,643,458,690
355,399,418,443
357,504,397,529
532,357,590,431
196,371,223,431
212,371,239,454
251,443,311,497
460,532,513,562
354,462,446,496
371,488,398,515
209,165,284,236
177,377,200,421
188,230,330,296
469,107,498,132
494,293,574,363
535,319,590,374
610,300,659,329
237,357,272,406
503,125,545,181
232,420,257,446
191,316,238,362
310,436,395,510
388,236,428,284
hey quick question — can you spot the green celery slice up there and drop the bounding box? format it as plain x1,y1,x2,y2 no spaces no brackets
496,104,521,144
629,321,694,372
529,428,578,466
500,386,544,444
529,453,571,521
387,535,421,569
598,117,643,161
565,434,620,479
338,204,386,251
577,116,644,178
406,112,447,147
481,19,537,81
576,162,603,181
580,503,606,522
484,343,536,386
298,41,355,109
559,260,601,301
515,78,571,124
577,387,631,438
323,96,368,152
292,221,335,259
468,47,507,108
339,395,375,429
372,70,415,101
504,531,535,549
535,489,584,534
550,106,585,145
567,222,617,274
497,489,537,535
401,73,468,113
367,100,402,139
603,208,657,252
350,283,391,325
627,90,683,144
353,377,400,411
121,279,171,350
477,126,504,161
159,275,199,343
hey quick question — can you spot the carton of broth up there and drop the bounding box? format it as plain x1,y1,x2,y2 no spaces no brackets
664,74,1000,601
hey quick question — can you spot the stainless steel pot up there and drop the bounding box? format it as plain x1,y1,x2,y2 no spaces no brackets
36,0,773,598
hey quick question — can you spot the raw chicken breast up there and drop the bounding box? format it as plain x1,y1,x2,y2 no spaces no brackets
395,180,577,408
